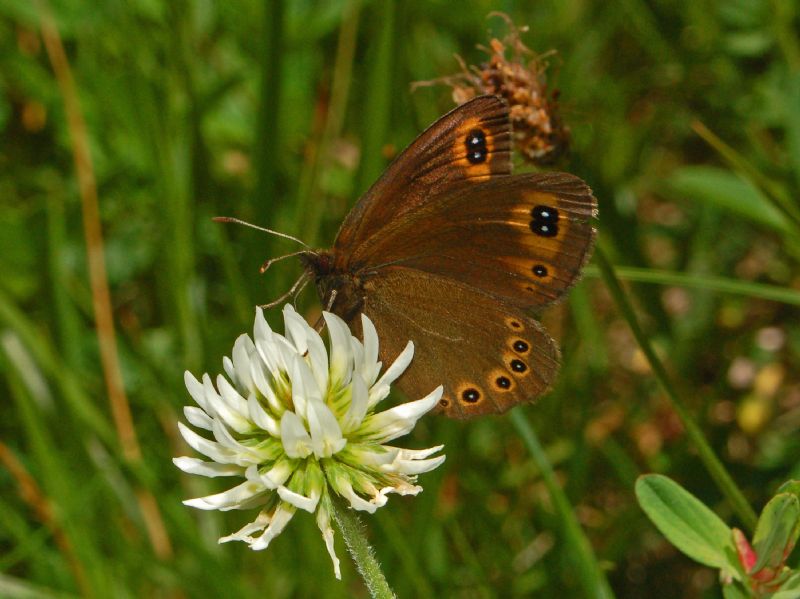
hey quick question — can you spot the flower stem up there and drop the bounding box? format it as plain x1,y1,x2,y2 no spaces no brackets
595,247,758,531
331,496,397,599
510,410,616,599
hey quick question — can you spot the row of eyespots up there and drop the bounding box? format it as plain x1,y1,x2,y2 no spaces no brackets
465,128,488,164
456,337,532,405
530,205,559,237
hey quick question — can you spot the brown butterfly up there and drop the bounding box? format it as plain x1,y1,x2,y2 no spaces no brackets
289,95,596,418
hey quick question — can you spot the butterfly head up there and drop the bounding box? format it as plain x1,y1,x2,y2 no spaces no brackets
300,250,364,322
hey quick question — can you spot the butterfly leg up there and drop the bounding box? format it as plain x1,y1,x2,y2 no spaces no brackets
311,289,338,333
258,271,311,309
259,250,310,274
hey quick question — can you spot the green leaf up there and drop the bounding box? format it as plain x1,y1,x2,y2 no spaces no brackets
772,571,800,599
752,494,800,572
777,481,800,500
721,581,750,599
636,474,735,569
665,166,792,234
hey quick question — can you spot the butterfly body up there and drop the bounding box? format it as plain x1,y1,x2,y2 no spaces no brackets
300,96,596,419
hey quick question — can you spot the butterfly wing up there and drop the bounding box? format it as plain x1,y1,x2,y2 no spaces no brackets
352,268,560,418
332,96,512,259
349,172,597,310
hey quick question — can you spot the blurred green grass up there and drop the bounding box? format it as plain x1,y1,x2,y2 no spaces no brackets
1,0,800,597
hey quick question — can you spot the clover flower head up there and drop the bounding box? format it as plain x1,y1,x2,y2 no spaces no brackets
174,305,445,579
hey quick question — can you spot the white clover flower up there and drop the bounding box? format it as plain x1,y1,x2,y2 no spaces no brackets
174,305,445,579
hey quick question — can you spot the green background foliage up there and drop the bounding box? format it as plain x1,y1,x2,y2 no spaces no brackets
1,0,799,597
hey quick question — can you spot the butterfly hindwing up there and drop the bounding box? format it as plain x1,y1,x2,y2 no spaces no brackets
350,268,560,418
332,96,511,262
350,172,597,310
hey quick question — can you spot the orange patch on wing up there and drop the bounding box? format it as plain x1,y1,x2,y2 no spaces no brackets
455,382,485,405
453,117,495,180
489,369,515,392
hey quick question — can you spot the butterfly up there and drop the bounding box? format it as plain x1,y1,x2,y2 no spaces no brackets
296,95,596,418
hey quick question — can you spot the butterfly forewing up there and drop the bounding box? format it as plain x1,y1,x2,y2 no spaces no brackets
351,172,597,310
333,96,511,265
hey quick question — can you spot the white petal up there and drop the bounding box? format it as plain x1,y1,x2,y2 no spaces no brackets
359,313,381,385
277,485,319,513
247,393,280,436
350,337,365,378
223,356,236,383
368,341,414,408
280,410,313,459
184,371,212,414
341,444,399,468
260,459,295,489
183,406,213,430
250,359,284,416
254,336,278,376
215,375,253,434
216,374,249,414
183,478,267,511
289,355,322,419
359,385,442,443
316,501,341,580
201,374,223,419
173,456,245,477
210,417,255,458
231,334,256,392
283,304,311,355
340,375,369,434
253,307,272,345
219,509,271,543
381,482,422,496
305,325,329,396
336,480,378,513
385,454,446,475
323,311,354,388
306,399,346,458
249,504,295,550
177,422,242,464
394,445,445,460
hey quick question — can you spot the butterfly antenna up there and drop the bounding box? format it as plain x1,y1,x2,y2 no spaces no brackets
213,216,310,249
258,271,312,310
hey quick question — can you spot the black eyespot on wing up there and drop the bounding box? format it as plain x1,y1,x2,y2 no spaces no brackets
466,128,486,147
532,264,548,277
529,205,560,237
510,359,527,373
531,206,559,221
495,376,511,389
465,128,488,164
513,340,529,353
529,221,559,237
461,388,481,403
